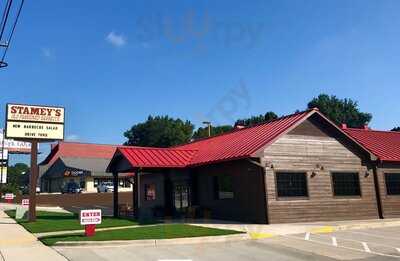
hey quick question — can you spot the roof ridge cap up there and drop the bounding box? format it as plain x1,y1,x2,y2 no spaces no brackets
346,128,400,134
175,109,314,147
118,146,198,152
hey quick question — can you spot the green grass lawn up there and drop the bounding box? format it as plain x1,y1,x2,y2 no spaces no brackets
40,224,243,246
5,210,145,233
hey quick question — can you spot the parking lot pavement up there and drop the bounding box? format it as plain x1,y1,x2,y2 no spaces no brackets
266,226,400,260
54,226,400,261
55,239,336,261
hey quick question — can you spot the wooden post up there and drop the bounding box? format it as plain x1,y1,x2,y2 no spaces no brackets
113,172,119,218
133,170,139,219
28,140,38,222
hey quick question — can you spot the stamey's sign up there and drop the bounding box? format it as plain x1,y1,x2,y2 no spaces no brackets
6,104,65,140
80,209,102,225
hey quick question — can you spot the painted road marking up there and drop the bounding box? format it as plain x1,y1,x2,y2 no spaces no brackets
284,234,400,259
362,242,371,253
305,232,310,241
249,232,275,240
311,226,335,234
332,237,337,247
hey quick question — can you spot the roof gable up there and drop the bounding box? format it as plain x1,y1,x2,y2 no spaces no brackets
344,128,400,163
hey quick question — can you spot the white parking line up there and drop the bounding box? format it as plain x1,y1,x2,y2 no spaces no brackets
305,232,310,241
332,237,337,247
284,234,400,259
362,242,371,253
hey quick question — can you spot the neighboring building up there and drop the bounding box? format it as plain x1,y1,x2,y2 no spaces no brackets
343,127,400,219
108,108,388,223
40,142,133,193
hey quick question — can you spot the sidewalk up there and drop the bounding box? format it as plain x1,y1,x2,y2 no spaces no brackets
183,217,400,239
0,206,66,261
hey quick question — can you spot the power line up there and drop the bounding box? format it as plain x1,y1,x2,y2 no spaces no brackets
0,0,24,68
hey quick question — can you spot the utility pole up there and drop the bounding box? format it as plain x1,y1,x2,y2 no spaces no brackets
202,121,211,137
0,129,5,185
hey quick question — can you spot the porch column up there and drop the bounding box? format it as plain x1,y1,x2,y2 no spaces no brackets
113,172,119,218
133,170,139,219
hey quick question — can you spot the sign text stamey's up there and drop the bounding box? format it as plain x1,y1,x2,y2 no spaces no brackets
6,104,65,140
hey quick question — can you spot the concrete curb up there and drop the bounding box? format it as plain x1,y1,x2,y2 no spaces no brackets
52,233,250,247
35,224,156,238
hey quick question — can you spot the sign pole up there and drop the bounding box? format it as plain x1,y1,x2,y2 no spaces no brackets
28,140,38,222
1,128,5,186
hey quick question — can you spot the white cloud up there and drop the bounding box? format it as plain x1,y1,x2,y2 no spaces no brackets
66,134,80,142
41,48,54,58
106,31,126,47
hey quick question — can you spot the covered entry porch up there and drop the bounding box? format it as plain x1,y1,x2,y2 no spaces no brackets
107,147,199,220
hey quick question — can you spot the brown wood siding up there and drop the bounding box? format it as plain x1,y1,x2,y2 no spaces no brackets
194,160,266,223
376,164,400,218
263,119,378,223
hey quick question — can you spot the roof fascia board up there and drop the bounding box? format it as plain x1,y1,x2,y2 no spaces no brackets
315,111,378,161
106,148,136,173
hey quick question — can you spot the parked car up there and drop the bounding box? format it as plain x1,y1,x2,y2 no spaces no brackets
61,182,82,194
97,182,114,193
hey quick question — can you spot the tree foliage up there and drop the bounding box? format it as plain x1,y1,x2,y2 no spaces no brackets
235,111,278,127
308,94,372,128
124,116,194,147
391,127,400,132
0,163,29,194
192,125,233,140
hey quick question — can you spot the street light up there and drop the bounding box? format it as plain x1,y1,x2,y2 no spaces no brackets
202,121,211,137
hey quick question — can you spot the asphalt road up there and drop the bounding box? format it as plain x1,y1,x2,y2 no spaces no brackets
54,226,400,261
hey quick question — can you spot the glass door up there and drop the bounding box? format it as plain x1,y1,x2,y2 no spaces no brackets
173,183,190,212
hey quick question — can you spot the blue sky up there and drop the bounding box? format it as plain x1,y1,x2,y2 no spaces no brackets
1,0,400,162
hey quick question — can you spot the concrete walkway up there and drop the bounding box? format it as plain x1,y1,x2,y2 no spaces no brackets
0,206,66,261
182,217,400,239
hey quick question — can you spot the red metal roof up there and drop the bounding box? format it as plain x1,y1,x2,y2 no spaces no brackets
118,147,197,168
114,109,314,168
41,142,118,165
343,128,400,163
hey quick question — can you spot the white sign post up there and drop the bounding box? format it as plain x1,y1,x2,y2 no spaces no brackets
80,209,102,237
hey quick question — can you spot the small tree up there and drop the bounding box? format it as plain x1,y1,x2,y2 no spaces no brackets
308,94,372,128
124,116,194,147
391,127,400,132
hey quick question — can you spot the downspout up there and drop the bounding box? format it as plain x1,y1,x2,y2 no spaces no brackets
372,161,384,219
261,163,269,224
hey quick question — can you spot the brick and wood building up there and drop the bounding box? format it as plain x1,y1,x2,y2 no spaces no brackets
343,127,400,219
107,108,400,223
